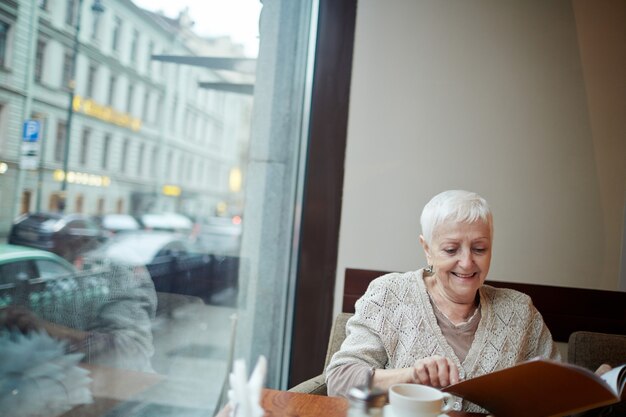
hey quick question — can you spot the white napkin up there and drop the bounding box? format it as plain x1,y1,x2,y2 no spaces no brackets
228,356,267,417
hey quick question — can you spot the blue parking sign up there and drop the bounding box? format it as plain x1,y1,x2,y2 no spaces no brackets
22,120,41,142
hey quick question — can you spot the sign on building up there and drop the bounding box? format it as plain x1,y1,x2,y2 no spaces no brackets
20,119,41,170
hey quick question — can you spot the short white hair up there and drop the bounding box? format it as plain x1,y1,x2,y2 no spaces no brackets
420,190,493,244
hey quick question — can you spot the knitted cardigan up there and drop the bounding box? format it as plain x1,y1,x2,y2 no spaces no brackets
326,269,561,412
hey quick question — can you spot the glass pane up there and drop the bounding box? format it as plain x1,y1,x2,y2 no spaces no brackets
0,0,315,416
35,258,75,278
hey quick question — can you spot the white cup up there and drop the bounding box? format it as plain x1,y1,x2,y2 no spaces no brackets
388,383,453,417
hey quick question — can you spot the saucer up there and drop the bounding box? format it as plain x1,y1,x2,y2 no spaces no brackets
382,404,450,417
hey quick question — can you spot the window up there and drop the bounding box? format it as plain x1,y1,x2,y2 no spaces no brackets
34,39,46,83
86,63,97,97
0,21,10,68
111,16,121,52
0,1,325,415
150,146,158,176
91,8,101,40
137,143,144,176
147,41,154,74
171,96,178,131
108,75,117,106
0,261,37,284
178,154,185,182
39,0,48,10
126,84,134,114
102,134,111,169
130,30,139,63
62,50,72,90
65,0,77,26
142,90,150,121
155,93,163,122
120,138,129,172
96,197,105,215
80,128,90,165
187,158,194,182
35,260,74,279
54,122,67,162
48,193,62,212
75,193,84,213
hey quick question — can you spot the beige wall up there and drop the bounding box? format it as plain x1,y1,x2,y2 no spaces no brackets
334,0,626,314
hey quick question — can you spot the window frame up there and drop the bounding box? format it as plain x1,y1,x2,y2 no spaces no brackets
0,19,12,69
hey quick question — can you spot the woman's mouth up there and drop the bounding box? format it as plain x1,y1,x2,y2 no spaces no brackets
451,272,477,278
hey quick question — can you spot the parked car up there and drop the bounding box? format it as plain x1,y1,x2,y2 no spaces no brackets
91,213,141,235
8,213,108,262
0,243,105,312
0,244,76,288
138,213,194,233
194,216,242,256
81,231,238,305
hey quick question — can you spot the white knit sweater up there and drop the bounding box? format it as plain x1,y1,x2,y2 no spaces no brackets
326,269,561,412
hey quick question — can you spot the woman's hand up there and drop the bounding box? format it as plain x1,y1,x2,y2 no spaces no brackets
411,355,459,387
0,306,44,333
371,355,459,392
595,363,612,376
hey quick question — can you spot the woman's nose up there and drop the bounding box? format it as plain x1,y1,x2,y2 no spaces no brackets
458,250,474,268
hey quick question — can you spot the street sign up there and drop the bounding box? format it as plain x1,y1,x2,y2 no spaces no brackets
22,120,41,142
20,119,42,170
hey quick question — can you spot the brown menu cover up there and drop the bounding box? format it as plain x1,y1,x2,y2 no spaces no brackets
442,358,625,417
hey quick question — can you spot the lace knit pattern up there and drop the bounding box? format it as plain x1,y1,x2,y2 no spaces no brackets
326,269,560,412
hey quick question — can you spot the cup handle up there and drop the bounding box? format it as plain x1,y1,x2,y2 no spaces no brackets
440,393,454,413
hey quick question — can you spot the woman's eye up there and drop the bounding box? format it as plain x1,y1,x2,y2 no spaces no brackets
473,247,487,254
444,248,457,254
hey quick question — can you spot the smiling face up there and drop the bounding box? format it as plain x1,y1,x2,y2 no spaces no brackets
420,220,492,305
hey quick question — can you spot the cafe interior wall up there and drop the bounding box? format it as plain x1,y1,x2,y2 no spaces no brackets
334,0,626,316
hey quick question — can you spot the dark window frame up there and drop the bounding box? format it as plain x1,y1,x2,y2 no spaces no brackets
288,0,356,388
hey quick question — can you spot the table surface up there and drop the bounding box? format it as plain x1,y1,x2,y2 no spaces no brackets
61,367,489,417
259,389,488,417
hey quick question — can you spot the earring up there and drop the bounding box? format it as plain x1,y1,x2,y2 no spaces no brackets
424,265,433,274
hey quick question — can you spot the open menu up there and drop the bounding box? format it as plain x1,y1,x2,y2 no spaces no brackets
442,358,625,417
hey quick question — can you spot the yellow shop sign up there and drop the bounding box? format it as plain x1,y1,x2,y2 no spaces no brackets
73,96,142,131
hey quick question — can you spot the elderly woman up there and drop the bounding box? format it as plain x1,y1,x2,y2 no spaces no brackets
325,190,560,413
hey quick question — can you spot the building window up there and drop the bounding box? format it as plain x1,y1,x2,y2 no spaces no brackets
137,143,144,176
155,93,163,123
39,0,48,11
130,30,139,63
126,84,134,114
54,122,67,162
34,39,46,83
142,90,150,121
108,75,117,106
178,155,185,182
91,9,101,40
187,158,194,182
147,41,154,74
20,190,32,215
116,198,123,214
62,51,72,90
86,64,97,97
96,197,105,215
65,0,78,27
75,193,84,213
120,138,129,172
111,16,121,52
0,21,10,68
171,96,178,131
102,134,111,169
150,146,158,176
48,193,62,212
80,128,90,165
